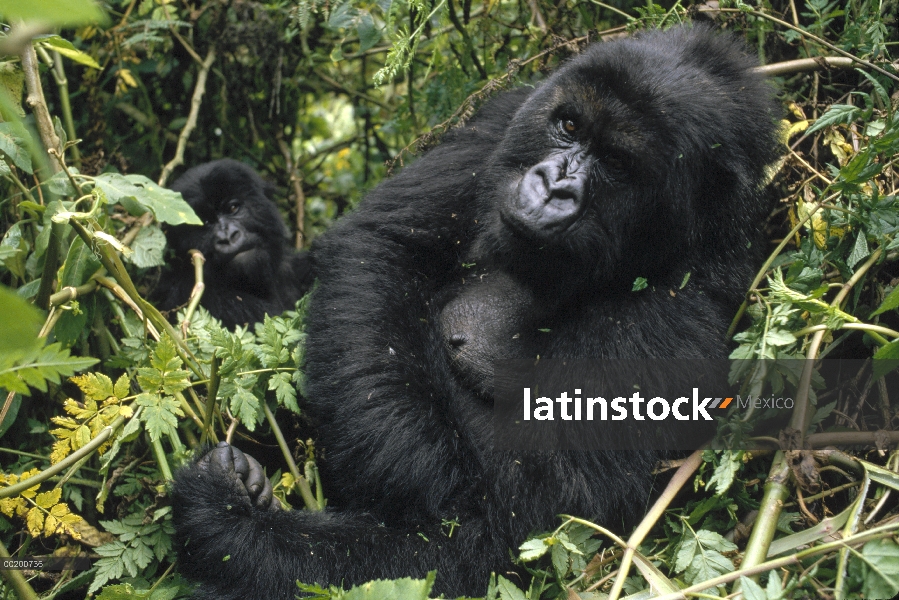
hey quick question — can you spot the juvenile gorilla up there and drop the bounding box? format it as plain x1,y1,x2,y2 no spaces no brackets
157,159,313,329
172,27,780,598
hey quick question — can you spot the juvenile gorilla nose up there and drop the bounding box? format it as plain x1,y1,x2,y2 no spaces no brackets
215,222,244,249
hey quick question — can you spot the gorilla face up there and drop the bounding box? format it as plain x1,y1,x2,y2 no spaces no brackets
168,159,288,291
477,34,767,290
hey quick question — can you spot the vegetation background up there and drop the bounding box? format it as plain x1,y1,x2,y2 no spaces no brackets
1,0,898,598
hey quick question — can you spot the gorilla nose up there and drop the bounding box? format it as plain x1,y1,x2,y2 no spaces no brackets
448,333,467,347
215,224,244,250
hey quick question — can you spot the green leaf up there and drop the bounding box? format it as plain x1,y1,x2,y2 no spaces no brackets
0,341,98,395
872,340,899,382
60,235,101,287
93,173,202,225
0,0,108,27
859,538,899,600
36,35,101,69
632,277,648,292
518,537,549,561
847,231,870,269
0,284,42,357
125,225,167,269
0,121,33,173
268,372,299,413
495,575,527,600
357,13,381,52
135,393,183,442
706,451,740,496
739,576,767,600
230,387,261,431
342,572,435,600
806,104,862,135
871,284,899,316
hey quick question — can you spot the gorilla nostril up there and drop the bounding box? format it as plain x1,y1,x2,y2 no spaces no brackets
449,333,467,347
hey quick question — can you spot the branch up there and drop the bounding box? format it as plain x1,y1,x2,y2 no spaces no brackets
21,42,61,171
158,47,217,187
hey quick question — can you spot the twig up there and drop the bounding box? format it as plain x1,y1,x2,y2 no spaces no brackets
21,42,62,167
180,249,206,336
0,539,39,600
158,47,217,187
262,403,320,511
608,446,706,600
701,7,899,84
0,416,126,499
755,56,854,77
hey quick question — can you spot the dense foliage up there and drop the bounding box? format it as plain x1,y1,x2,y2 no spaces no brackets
0,0,898,599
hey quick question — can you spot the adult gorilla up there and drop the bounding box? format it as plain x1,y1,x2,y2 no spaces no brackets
172,26,780,598
156,159,313,329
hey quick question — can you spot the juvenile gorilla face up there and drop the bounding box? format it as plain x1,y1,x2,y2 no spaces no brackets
169,159,288,290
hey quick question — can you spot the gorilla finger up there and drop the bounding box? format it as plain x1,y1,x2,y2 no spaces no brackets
230,446,251,481
243,454,267,496
207,444,237,475
253,475,275,510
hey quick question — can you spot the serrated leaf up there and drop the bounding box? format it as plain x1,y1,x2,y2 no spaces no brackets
35,488,62,508
706,452,740,496
341,573,435,600
872,340,899,381
26,507,44,536
135,393,183,441
859,538,899,599
551,541,568,576
93,173,201,225
0,341,98,396
72,372,114,400
495,575,527,600
739,575,767,600
124,225,167,268
36,35,101,69
268,372,299,413
230,388,261,431
847,232,870,269
806,104,862,135
518,537,549,561
871,284,899,317
114,373,130,400
0,122,33,173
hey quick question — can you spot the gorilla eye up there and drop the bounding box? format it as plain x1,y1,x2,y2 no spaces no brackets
560,119,577,135
225,200,240,215
604,152,631,174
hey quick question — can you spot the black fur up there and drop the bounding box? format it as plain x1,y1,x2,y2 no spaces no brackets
172,26,781,598
156,159,313,329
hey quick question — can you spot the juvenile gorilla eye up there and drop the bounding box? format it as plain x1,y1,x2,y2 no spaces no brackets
561,119,577,134
225,200,240,214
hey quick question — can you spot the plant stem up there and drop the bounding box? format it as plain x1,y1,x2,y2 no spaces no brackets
608,446,705,600
151,436,173,481
262,402,320,511
0,539,39,600
0,416,125,499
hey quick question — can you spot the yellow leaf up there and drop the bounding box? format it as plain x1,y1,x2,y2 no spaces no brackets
35,488,62,509
71,373,114,401
787,102,808,120
50,439,71,464
52,414,80,429
44,514,59,536
119,405,134,418
26,507,44,537
118,68,138,89
74,425,92,450
60,513,84,538
0,497,23,517
784,119,809,143
50,503,70,517
114,373,130,400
